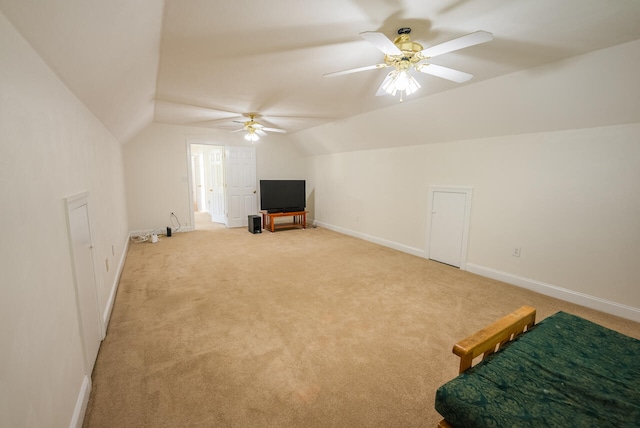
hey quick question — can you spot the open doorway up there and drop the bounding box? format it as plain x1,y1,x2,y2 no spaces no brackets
188,142,258,231
189,143,226,230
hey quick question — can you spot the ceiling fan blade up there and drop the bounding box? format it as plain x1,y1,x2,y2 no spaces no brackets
415,63,473,83
263,127,287,134
230,128,245,133
256,130,268,137
419,30,493,58
324,63,387,78
153,100,243,125
374,71,394,97
359,31,402,55
375,83,388,97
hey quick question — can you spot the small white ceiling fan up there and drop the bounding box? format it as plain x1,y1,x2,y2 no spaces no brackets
230,113,287,142
324,28,493,101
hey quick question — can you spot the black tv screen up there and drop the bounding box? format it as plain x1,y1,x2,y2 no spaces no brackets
260,180,306,213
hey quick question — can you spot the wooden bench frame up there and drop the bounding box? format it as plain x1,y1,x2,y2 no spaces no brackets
437,306,537,428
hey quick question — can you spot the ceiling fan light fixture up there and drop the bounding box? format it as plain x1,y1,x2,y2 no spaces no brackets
244,128,259,142
381,69,421,97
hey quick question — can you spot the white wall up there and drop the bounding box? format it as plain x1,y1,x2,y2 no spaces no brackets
0,11,129,427
124,123,312,232
310,124,640,315
292,41,640,321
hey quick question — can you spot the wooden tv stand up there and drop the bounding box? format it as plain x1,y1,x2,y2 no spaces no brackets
261,210,307,233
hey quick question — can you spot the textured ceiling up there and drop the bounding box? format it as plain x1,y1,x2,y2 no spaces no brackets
2,0,640,143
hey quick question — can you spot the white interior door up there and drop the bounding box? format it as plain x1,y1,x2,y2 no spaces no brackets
225,146,257,228
192,154,205,212
210,147,225,223
65,192,102,374
427,187,472,268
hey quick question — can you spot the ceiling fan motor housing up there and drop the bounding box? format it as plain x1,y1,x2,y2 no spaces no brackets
385,34,425,68
393,35,424,55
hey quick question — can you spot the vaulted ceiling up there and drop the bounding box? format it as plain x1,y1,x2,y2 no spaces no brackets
2,0,640,143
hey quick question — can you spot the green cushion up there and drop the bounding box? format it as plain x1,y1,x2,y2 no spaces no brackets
435,311,640,427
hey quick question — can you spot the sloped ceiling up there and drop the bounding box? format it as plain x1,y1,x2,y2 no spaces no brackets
0,0,163,143
2,0,640,145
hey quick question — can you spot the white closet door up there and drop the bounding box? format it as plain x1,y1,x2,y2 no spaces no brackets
65,192,102,374
428,188,471,268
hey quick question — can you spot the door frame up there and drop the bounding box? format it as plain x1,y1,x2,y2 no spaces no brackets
425,186,473,270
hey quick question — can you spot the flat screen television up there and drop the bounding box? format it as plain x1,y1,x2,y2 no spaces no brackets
260,180,306,213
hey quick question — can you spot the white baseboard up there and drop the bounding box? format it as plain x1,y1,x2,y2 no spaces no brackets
466,263,640,322
69,375,91,428
102,234,130,334
315,221,425,258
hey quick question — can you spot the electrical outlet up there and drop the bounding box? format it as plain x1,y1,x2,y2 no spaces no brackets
512,247,521,257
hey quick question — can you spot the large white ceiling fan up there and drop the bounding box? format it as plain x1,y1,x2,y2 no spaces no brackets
230,113,287,142
324,28,493,101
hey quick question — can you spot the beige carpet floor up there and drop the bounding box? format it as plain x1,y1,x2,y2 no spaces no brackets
193,211,226,231
83,226,639,427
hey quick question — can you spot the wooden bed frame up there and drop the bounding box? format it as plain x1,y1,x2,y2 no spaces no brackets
437,306,537,428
